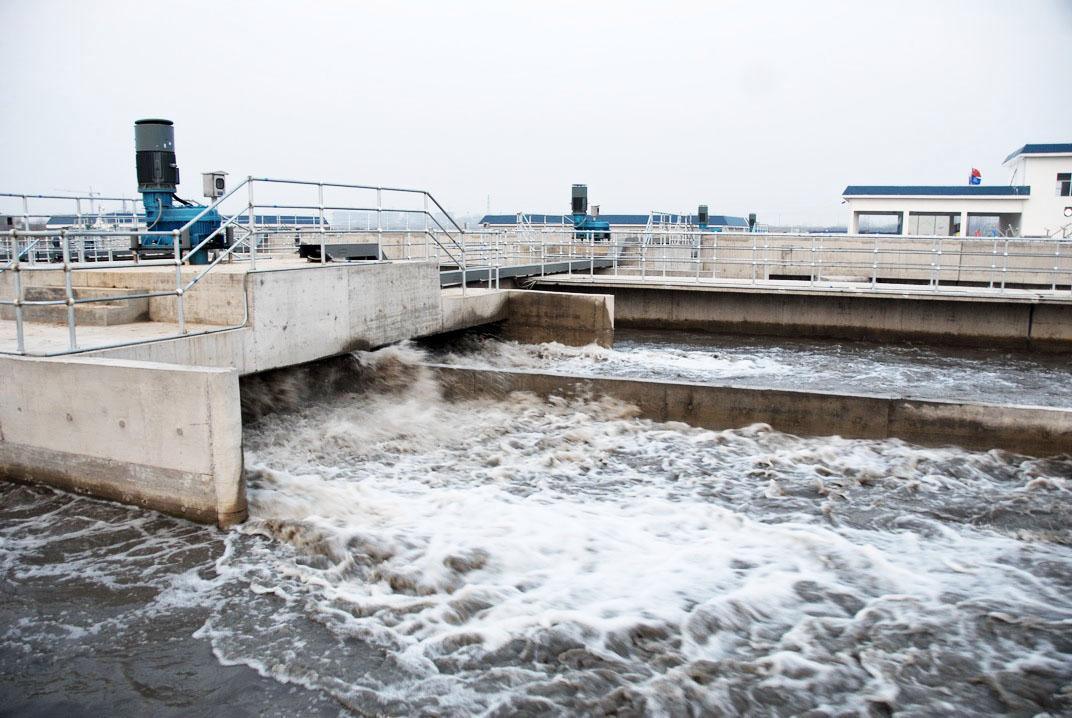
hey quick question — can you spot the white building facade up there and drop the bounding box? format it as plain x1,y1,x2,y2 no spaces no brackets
843,143,1072,238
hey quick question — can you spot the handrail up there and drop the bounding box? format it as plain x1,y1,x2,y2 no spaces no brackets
175,176,251,234
0,191,141,203
248,176,465,234
1,174,481,355
0,237,41,272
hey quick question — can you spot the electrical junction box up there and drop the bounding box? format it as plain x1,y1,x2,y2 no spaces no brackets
202,171,227,199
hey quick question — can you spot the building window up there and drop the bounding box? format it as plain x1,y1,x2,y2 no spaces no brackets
1059,172,1072,197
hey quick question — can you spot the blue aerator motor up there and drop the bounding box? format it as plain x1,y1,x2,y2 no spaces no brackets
570,184,610,241
133,119,230,264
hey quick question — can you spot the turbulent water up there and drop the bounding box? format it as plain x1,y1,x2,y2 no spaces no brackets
431,329,1072,407
3,344,1072,716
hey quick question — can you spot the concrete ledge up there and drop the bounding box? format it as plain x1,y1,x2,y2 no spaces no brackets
0,355,245,526
437,288,615,347
430,365,1072,457
502,289,614,347
530,281,1072,350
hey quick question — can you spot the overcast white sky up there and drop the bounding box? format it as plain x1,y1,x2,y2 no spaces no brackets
1,0,1070,225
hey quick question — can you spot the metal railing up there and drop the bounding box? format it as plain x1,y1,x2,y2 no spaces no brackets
439,227,1072,297
8,183,1068,357
0,177,480,356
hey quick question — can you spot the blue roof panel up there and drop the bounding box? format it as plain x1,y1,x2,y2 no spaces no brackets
1003,143,1072,163
842,185,1030,197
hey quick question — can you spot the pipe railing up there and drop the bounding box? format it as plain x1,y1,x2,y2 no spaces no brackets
0,176,484,355
455,228,1072,296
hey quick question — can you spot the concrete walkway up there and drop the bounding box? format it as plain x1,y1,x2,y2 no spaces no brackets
0,319,220,355
534,272,1072,304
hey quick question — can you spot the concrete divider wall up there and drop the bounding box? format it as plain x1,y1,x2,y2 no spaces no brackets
432,365,1072,457
503,290,614,347
439,288,615,347
0,355,245,526
535,282,1072,350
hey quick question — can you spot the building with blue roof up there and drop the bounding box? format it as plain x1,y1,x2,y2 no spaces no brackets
842,143,1072,238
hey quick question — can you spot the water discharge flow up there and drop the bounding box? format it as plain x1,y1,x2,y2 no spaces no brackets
2,343,1070,716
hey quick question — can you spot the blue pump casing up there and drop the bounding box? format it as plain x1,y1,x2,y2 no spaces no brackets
134,119,228,265
139,191,225,264
571,213,611,241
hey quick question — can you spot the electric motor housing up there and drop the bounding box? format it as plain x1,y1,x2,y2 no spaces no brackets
571,184,588,215
135,119,179,192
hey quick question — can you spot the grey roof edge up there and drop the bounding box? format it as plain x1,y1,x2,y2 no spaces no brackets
842,185,1031,197
1003,143,1072,164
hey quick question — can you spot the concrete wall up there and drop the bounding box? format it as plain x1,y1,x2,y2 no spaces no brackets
439,288,614,346
531,281,1072,350
502,290,613,347
0,355,245,526
88,261,444,375
1,265,247,326
432,365,1072,457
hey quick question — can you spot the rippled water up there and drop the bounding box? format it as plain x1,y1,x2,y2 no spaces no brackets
432,329,1072,407
3,344,1071,716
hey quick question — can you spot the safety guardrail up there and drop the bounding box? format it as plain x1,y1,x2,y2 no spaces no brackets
0,177,483,356
444,227,1072,296
7,188,1070,357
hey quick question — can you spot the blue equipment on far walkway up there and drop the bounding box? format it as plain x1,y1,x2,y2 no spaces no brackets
570,184,611,241
133,119,231,265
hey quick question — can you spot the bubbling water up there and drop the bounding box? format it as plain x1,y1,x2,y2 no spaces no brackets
430,330,1072,407
191,343,1072,716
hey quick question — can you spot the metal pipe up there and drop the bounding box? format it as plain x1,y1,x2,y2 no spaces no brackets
12,230,25,354
173,229,185,334
247,178,256,270
61,229,76,350
318,183,326,264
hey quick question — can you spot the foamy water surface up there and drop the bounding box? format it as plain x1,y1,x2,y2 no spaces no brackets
2,344,1071,716
433,329,1072,407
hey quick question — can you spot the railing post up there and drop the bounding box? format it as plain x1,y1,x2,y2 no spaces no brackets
694,231,701,283
990,239,998,289
12,229,25,354
763,234,769,283
931,237,942,291
424,194,431,261
376,187,382,233
1001,238,1009,293
871,235,879,288
661,230,667,279
817,235,824,283
20,195,31,265
640,234,646,279
589,231,595,281
751,233,757,285
61,229,77,351
568,231,573,277
247,178,257,270
541,233,546,277
1052,242,1059,293
173,229,186,334
810,235,817,286
318,182,326,264
711,232,718,281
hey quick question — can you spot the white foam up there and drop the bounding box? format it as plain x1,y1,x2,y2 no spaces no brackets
205,345,1072,714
